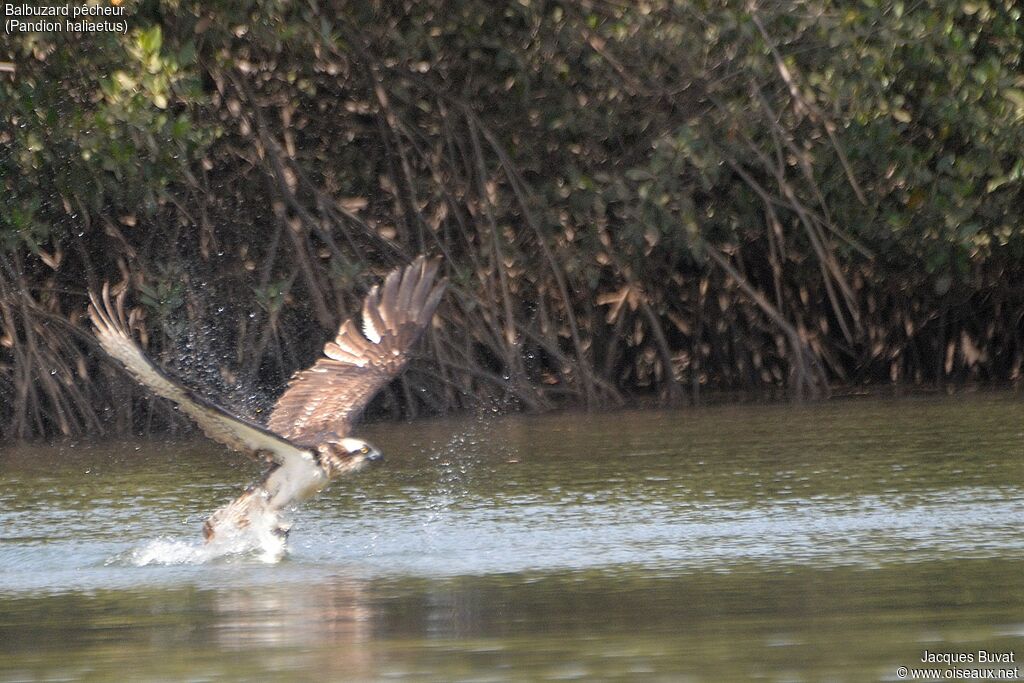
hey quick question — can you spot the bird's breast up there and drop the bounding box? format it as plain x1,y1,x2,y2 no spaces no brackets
266,459,329,510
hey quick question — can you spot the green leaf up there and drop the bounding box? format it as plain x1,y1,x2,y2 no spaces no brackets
1003,89,1024,111
138,26,163,56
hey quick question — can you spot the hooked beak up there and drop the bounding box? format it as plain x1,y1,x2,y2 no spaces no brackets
366,449,384,464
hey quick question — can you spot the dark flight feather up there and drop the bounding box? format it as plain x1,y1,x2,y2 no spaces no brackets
267,256,446,444
88,284,313,467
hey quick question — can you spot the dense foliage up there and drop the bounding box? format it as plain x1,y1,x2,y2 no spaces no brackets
2,0,1023,438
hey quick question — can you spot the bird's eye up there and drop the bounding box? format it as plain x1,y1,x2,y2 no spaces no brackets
360,446,370,454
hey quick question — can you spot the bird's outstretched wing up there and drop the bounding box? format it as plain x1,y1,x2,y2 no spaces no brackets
268,256,446,444
89,284,314,467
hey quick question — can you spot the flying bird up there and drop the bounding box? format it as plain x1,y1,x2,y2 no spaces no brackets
89,257,446,543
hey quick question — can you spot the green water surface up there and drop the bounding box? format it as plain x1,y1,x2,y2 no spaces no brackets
1,395,1023,681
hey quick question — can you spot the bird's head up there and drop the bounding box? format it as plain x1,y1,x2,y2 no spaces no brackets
317,436,383,477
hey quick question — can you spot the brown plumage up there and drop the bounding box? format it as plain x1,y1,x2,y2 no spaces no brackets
268,256,446,444
88,257,446,544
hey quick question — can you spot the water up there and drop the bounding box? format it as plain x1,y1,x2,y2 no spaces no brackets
2,394,1023,680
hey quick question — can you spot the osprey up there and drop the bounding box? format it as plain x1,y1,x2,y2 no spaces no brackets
89,257,446,542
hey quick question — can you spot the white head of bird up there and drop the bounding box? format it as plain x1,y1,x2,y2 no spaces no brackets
316,437,383,477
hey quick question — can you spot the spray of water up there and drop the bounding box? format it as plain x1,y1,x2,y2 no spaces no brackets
120,509,290,566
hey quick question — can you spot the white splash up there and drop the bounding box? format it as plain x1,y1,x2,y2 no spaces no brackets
126,538,210,566
124,513,290,566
